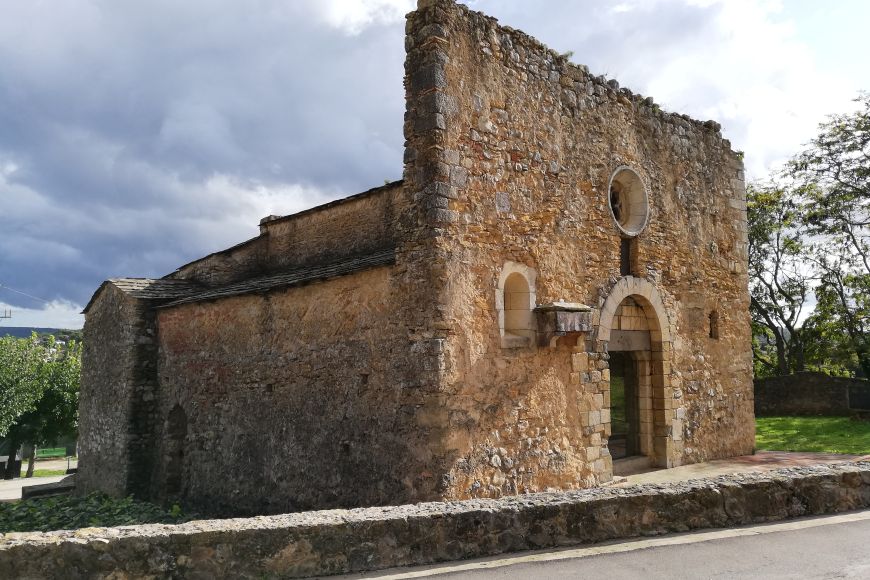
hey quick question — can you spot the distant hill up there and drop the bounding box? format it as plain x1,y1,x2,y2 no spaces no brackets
1,327,82,342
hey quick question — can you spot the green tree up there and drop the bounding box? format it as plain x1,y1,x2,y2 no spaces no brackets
0,336,47,436
790,93,870,376
801,270,865,377
0,335,81,479
804,247,870,377
747,183,813,376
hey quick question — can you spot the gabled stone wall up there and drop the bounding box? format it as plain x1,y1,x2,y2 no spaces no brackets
404,0,755,500
78,285,161,497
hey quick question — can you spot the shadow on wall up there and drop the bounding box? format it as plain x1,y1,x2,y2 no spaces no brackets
164,405,187,498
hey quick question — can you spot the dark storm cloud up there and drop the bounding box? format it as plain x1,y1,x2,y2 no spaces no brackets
1,0,847,326
0,0,409,312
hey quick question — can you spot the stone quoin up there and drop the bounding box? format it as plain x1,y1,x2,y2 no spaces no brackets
77,0,754,517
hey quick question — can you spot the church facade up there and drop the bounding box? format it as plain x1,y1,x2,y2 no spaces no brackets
78,0,754,516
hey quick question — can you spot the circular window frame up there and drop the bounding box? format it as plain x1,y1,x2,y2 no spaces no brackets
607,166,650,237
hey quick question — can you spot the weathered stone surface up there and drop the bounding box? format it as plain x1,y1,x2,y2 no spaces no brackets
409,0,753,497
152,266,436,515
78,284,164,498
2,464,869,579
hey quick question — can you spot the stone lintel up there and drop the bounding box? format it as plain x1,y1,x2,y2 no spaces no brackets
608,330,651,352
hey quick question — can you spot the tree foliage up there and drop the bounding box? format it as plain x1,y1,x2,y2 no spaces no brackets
747,184,812,376
750,93,870,378
9,336,81,447
0,334,81,478
0,335,48,437
790,93,870,377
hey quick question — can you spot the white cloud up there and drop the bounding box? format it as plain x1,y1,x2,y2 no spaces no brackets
470,0,866,180
2,0,868,328
316,0,413,34
642,0,857,178
0,300,83,330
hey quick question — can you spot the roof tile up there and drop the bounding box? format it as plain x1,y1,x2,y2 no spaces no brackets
161,248,396,308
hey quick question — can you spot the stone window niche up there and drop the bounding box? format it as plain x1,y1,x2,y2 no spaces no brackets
608,166,650,237
497,262,537,348
709,310,720,339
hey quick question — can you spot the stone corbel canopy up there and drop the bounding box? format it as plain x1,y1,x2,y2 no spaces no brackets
534,301,593,347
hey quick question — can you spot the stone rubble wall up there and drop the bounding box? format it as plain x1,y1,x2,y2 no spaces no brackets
755,372,870,416
3,463,869,579
264,182,405,272
78,0,756,516
404,0,754,500
153,265,446,516
77,286,160,498
166,233,268,288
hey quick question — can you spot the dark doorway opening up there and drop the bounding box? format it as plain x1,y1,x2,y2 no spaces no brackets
609,352,640,460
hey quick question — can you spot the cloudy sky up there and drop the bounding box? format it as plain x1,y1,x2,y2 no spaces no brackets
1,0,868,329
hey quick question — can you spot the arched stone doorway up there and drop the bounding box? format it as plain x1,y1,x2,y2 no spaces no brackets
597,277,679,469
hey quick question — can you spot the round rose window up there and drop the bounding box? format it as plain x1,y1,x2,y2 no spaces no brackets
608,166,649,236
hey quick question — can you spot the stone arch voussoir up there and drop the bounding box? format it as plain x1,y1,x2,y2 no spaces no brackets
597,277,671,343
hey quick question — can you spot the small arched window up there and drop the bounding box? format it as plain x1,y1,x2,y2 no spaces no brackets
709,310,720,339
497,262,537,348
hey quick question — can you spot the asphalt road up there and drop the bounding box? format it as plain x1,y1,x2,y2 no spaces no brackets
343,510,870,580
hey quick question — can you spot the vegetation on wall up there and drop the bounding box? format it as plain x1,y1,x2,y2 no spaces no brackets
749,93,869,378
0,493,192,533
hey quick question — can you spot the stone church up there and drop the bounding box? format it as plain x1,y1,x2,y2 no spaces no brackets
77,0,754,516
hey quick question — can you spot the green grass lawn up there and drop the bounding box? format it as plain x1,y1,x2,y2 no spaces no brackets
756,416,870,455
20,469,66,478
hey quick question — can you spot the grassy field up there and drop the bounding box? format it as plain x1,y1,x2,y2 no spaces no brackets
756,416,870,455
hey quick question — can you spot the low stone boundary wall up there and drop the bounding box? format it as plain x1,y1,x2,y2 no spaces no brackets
2,462,870,579
755,372,870,416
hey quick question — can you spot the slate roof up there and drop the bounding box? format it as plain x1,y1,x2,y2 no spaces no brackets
160,248,396,308
82,278,203,313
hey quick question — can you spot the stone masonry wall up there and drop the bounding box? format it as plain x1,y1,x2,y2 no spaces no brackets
755,372,870,416
78,285,134,496
79,0,755,514
78,286,161,497
404,0,754,500
4,463,869,579
154,266,445,516
264,182,404,271
166,235,267,288
167,182,404,288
